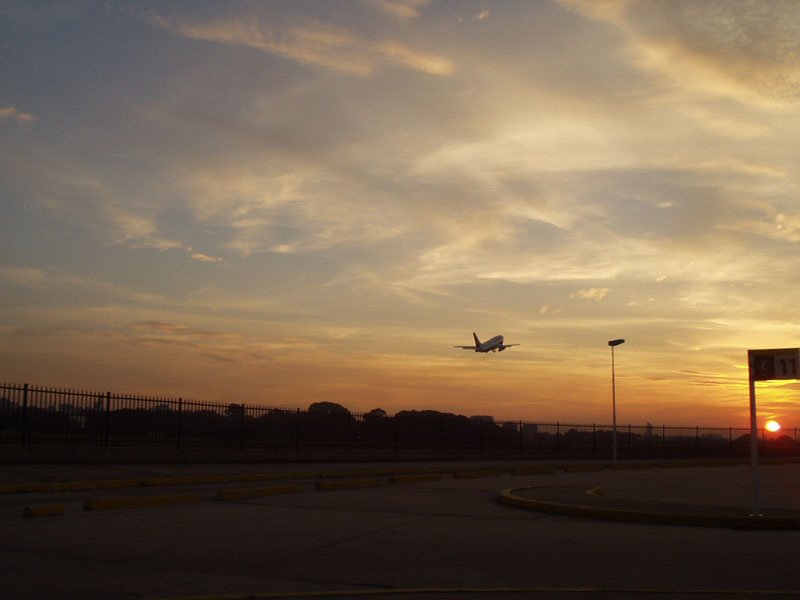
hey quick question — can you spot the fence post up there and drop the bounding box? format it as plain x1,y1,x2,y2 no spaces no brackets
176,398,183,448
295,408,301,451
556,422,560,453
592,424,596,457
240,405,246,449
518,421,523,452
394,415,399,452
20,383,29,447
104,392,111,448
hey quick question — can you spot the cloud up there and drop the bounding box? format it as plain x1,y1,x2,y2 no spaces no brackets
721,210,800,243
146,13,453,77
0,267,173,310
539,305,563,316
0,106,36,125
0,267,46,287
190,252,225,264
175,166,409,257
361,0,431,20
628,297,655,307
571,288,610,301
129,321,238,339
18,160,195,255
101,203,183,251
560,0,800,107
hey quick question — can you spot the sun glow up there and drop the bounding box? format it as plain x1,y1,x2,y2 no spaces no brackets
765,420,781,433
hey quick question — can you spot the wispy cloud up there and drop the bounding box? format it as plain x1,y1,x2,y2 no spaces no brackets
0,266,46,287
561,0,800,107
129,321,239,339
176,167,409,256
101,203,183,251
361,0,431,20
190,252,225,264
146,13,453,77
571,288,610,301
0,106,36,125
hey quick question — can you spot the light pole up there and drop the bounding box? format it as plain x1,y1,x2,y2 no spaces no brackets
608,339,625,463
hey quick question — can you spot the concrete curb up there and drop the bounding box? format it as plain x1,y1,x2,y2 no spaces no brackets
510,465,557,476
315,479,383,491
84,493,203,511
498,487,800,530
149,585,800,599
562,464,606,473
452,469,505,479
216,484,305,501
2,459,777,496
21,504,64,518
0,482,54,494
391,473,443,484
3,445,589,465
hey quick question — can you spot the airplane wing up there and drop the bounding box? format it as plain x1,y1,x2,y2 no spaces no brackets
498,344,520,351
454,345,477,349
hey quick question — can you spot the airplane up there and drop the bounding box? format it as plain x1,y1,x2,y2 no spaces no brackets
454,332,520,353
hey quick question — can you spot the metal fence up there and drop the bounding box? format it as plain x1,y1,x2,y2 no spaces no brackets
1,382,797,458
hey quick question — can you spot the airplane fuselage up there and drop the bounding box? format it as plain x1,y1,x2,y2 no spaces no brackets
454,332,519,353
477,335,506,352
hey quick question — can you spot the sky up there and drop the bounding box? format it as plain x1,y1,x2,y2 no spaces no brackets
2,0,800,428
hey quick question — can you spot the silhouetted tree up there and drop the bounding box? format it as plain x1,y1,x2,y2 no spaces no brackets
306,402,352,445
308,401,351,417
226,403,245,418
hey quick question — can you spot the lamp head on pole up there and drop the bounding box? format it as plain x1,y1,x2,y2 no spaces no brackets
608,339,625,347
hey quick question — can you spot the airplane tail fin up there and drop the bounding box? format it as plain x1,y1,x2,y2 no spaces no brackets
472,332,481,346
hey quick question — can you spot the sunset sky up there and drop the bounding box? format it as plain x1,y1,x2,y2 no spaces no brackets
2,0,800,427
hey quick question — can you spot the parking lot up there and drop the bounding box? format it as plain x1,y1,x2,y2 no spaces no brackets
2,460,800,599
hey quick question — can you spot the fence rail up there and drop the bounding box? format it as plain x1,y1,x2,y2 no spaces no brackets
1,382,798,459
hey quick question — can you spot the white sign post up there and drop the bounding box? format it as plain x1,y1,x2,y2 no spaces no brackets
747,348,800,517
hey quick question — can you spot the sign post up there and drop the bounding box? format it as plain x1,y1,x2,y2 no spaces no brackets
747,348,799,517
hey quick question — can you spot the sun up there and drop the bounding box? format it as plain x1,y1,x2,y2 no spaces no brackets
765,420,781,433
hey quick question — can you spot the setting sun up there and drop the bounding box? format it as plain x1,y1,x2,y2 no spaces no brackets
765,420,782,433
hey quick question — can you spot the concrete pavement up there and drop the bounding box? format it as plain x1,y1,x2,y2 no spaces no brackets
2,459,800,599
501,461,800,529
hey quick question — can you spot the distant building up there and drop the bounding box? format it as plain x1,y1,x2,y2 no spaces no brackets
522,423,539,436
470,415,495,424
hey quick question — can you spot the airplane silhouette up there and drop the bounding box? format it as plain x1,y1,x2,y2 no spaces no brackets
454,332,519,353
